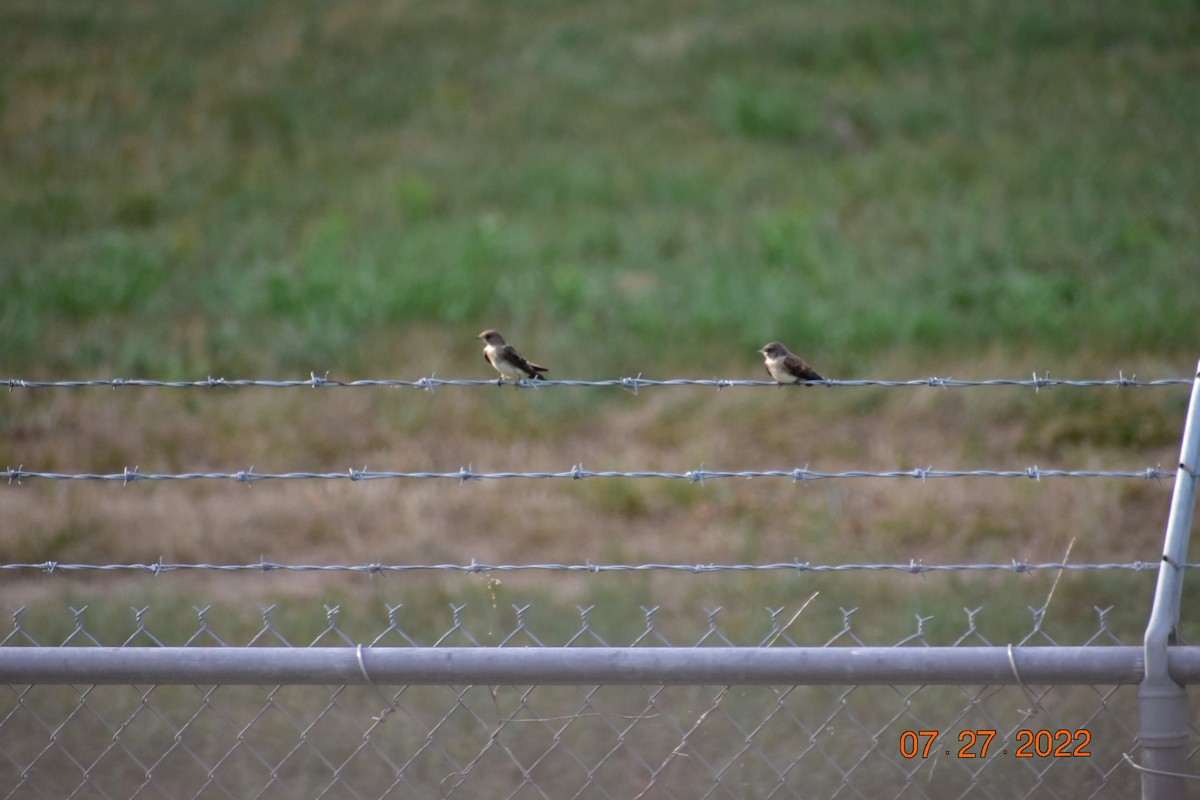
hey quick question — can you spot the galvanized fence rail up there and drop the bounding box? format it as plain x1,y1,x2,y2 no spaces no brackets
0,598,1197,800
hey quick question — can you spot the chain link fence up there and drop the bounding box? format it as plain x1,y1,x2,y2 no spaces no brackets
2,591,1197,800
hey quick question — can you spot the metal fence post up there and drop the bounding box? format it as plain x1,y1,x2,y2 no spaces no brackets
1141,360,1200,800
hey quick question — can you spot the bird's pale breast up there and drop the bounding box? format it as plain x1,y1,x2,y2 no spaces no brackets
485,347,524,379
765,357,791,382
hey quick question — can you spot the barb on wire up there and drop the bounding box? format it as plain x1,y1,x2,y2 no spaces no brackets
0,465,1175,485
0,560,1179,576
2,375,1193,391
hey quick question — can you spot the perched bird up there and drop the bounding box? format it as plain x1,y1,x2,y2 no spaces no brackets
477,329,548,383
759,341,823,384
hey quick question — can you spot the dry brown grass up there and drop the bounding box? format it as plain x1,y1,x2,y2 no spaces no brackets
2,351,1188,616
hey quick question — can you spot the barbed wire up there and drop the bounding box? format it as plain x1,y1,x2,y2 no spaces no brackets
0,465,1174,485
3,372,1194,393
0,559,1182,576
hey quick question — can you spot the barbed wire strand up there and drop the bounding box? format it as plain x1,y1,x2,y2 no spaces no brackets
0,560,1181,576
0,465,1174,485
3,373,1192,392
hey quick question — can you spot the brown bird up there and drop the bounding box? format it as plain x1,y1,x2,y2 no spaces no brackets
477,329,548,382
759,341,823,384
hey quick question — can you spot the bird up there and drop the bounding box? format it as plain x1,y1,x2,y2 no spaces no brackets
477,329,548,383
759,341,823,384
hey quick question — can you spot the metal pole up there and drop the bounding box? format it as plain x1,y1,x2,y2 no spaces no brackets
1141,360,1200,800
3,645,1200,686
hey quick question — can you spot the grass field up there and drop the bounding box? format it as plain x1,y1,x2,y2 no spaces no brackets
2,0,1199,643
3,0,1198,375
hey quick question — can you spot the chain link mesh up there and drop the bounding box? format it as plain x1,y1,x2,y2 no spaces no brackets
3,598,1194,799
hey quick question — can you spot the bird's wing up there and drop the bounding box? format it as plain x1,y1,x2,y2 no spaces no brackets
784,354,822,381
504,345,548,377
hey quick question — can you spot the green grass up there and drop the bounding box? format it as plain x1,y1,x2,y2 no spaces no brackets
1,0,1197,673
2,0,1198,376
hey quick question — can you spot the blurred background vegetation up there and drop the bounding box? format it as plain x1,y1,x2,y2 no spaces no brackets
2,1,1199,644
3,0,1197,378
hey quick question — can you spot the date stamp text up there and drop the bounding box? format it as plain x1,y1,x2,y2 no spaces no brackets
899,729,1092,759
